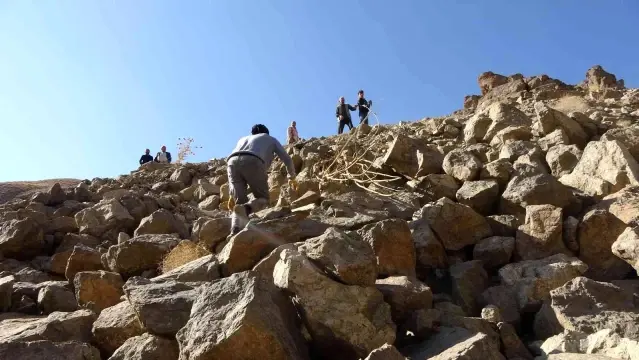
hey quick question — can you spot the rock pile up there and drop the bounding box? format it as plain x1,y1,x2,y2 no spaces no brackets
1,65,639,359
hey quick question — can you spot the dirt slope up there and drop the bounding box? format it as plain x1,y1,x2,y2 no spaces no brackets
0,179,80,204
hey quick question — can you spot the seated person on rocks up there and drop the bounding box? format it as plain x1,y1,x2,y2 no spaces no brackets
154,145,172,164
139,149,153,165
226,124,297,236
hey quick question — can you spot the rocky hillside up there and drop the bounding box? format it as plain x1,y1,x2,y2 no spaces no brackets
0,179,79,205
1,65,639,360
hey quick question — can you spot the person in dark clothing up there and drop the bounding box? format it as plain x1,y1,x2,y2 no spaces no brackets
336,96,357,134
139,149,153,165
356,90,373,125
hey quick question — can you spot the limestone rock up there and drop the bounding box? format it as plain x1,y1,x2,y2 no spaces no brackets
191,216,231,250
473,236,515,269
578,209,633,281
176,271,309,360
218,228,279,276
357,219,416,277
599,186,639,227
534,102,588,147
375,276,433,323
546,144,583,177
420,197,492,251
0,340,101,360
133,209,189,239
170,167,192,185
480,158,514,190
464,102,531,143
456,180,499,215
612,227,639,273
501,174,575,217
65,244,104,281
583,65,624,92
74,270,124,312
74,198,135,238
109,333,179,360
402,326,505,360
92,301,145,354
515,204,569,261
274,249,395,359
37,282,77,314
410,219,448,271
123,277,196,336
0,218,44,260
0,275,14,311
416,174,460,201
538,128,570,152
0,309,96,343
443,150,482,182
450,260,489,316
382,134,443,177
104,234,180,276
298,227,377,286
601,126,639,161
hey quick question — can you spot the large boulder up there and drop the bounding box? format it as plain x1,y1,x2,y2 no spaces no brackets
501,174,575,217
534,102,588,148
50,233,100,275
473,236,515,269
410,219,448,272
578,209,633,281
478,71,509,95
456,180,500,215
73,270,124,312
375,276,433,323
382,134,443,177
612,227,639,273
123,277,197,336
546,144,583,177
0,340,101,360
450,260,489,316
357,219,416,277
0,275,14,311
0,218,44,260
480,158,514,190
74,198,135,238
598,186,639,227
298,227,377,286
442,150,482,182
545,277,639,340
560,140,639,197
104,234,180,276
274,249,395,359
133,209,189,239
582,65,624,92
109,333,179,360
601,126,639,161
420,197,492,251
191,217,232,250
464,102,531,143
37,282,78,314
217,228,279,276
515,204,570,261
176,271,309,360
0,309,96,343
91,301,145,354
65,244,104,281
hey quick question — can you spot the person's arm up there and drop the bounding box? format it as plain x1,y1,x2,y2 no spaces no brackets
273,140,296,178
348,104,357,111
139,156,144,165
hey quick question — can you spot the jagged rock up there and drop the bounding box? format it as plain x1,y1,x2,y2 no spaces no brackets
612,227,639,273
0,340,101,360
498,254,588,312
416,174,460,201
297,227,377,286
191,216,231,250
534,103,588,147
274,249,395,359
560,140,639,197
256,212,329,242
218,228,279,276
402,326,505,360
545,277,639,340
117,231,130,243
104,234,180,276
420,197,492,251
291,190,321,208
499,140,539,162
198,195,221,210
109,333,179,360
515,205,569,261
546,144,582,177
563,216,580,253
123,277,196,336
46,215,78,234
450,260,489,316
133,209,189,239
513,148,550,176
152,254,220,283
382,134,443,177
50,233,100,275
538,128,570,151
170,167,192,185
0,275,14,311
357,219,416,277
464,102,531,143
578,209,633,281
443,150,482,182
501,174,575,217
479,71,509,95
490,126,533,148
46,183,67,206
37,282,77,314
582,65,624,92
375,276,433,323
480,158,514,190
473,236,515,269
601,126,639,161
487,215,521,237
0,218,44,260
499,321,534,359
65,244,104,281
481,285,521,325
0,309,96,343
410,219,448,271
456,180,499,215
73,270,124,312
599,186,639,227
400,308,442,341
543,354,618,360
364,343,405,360
74,198,135,238
92,301,144,354
540,329,639,360
177,271,309,360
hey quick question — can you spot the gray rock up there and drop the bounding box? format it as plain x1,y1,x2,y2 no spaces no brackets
109,333,179,360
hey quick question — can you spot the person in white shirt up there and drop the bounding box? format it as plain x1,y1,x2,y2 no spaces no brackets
154,145,172,164
287,121,300,144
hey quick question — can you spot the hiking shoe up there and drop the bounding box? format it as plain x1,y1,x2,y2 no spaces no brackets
232,204,250,230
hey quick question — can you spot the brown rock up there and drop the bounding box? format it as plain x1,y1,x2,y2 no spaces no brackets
534,102,588,147
65,244,104,281
104,234,180,276
501,174,575,217
612,227,639,273
456,180,500,215
473,236,515,269
74,198,135,238
498,321,533,360
198,195,221,211
92,301,144,354
515,204,569,261
152,254,220,283
218,228,278,277
133,209,189,239
546,144,583,177
74,270,124,312
0,218,44,260
0,275,14,311
376,276,433,323
50,234,100,275
563,216,580,253
443,150,482,182
0,309,96,343
0,340,101,360
487,215,521,237
481,285,521,325
357,219,416,277
191,216,231,250
601,126,639,161
109,333,179,360
479,71,509,95
480,158,514,190
410,219,448,271
450,260,489,316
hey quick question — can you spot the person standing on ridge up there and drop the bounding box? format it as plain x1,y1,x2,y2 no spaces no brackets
226,124,297,235
287,121,300,144
336,96,356,134
356,90,373,125
139,149,153,165
155,145,172,164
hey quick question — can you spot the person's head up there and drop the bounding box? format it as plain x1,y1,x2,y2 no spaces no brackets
291,121,296,128
339,96,345,104
161,145,166,152
251,124,270,135
145,149,150,155
358,90,364,98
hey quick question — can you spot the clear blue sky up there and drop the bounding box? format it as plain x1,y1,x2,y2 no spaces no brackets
1,1,638,181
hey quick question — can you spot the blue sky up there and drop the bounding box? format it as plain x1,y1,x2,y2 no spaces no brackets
1,1,638,181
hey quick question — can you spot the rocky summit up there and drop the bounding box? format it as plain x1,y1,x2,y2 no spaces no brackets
1,65,639,360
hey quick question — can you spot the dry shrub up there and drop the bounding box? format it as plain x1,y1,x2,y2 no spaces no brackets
176,137,202,164
161,240,211,273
